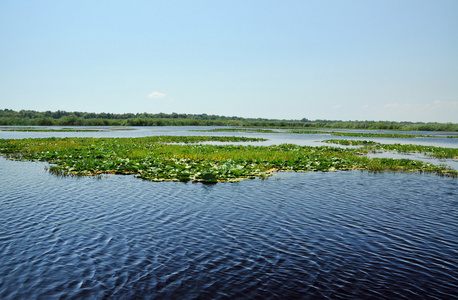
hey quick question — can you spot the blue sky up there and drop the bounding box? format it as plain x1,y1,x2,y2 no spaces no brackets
1,1,457,122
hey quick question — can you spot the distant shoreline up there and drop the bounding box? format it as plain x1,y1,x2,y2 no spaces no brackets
1,109,457,131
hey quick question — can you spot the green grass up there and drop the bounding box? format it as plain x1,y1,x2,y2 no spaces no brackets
1,136,456,182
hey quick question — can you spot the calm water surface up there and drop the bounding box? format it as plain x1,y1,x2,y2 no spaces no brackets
1,127,457,299
1,126,458,148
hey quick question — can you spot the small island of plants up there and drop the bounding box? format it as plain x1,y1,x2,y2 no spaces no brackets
197,128,458,138
0,136,456,183
324,139,458,159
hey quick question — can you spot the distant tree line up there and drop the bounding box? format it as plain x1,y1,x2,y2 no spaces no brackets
0,109,456,131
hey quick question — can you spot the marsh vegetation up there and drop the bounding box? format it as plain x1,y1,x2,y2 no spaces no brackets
324,139,458,159
1,136,456,182
0,127,102,132
199,128,458,138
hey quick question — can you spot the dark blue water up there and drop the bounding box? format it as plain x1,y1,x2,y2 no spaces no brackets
1,158,457,299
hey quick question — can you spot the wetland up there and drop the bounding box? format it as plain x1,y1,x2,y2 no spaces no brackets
1,126,457,299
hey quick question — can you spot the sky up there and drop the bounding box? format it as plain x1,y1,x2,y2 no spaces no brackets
1,0,457,122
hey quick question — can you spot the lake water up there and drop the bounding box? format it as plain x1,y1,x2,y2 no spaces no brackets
2,125,458,148
1,127,457,299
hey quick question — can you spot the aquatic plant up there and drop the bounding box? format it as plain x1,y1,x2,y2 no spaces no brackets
194,128,279,133
323,139,378,146
370,144,458,159
324,139,458,159
1,136,456,182
199,128,458,139
0,127,102,132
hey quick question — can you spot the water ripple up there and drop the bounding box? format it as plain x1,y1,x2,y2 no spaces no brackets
0,158,457,299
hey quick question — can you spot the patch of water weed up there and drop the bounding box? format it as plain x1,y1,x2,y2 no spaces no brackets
323,139,378,146
199,128,458,138
194,128,279,133
0,136,456,182
0,127,102,132
324,139,458,159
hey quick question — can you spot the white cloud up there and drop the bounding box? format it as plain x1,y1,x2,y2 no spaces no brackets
331,104,342,109
383,102,410,109
147,91,167,99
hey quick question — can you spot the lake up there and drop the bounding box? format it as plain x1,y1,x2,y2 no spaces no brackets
1,127,457,299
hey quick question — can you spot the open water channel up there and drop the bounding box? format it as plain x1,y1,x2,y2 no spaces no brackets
1,127,457,299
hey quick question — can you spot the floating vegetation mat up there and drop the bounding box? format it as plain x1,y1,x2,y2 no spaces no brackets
198,128,458,138
0,136,456,183
324,139,458,159
0,127,102,132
